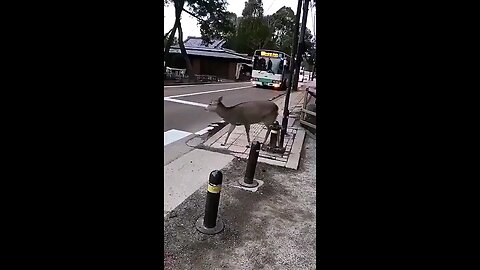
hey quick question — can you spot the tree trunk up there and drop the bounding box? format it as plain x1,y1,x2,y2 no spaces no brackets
164,24,178,77
164,24,178,61
177,22,196,82
174,0,196,82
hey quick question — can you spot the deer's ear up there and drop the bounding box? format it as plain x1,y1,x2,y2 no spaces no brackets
218,96,223,102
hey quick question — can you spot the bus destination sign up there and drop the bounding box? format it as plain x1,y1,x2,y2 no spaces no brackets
260,51,280,58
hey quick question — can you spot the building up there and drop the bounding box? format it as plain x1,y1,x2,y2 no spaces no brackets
168,37,252,81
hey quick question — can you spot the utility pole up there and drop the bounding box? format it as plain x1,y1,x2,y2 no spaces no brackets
279,0,302,148
292,0,310,93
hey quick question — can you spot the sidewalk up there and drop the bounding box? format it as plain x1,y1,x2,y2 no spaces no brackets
202,80,314,170
164,133,316,270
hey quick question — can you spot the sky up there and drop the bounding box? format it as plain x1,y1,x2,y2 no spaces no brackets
164,0,316,40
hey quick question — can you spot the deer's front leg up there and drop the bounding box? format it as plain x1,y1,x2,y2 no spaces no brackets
221,124,236,146
244,124,251,148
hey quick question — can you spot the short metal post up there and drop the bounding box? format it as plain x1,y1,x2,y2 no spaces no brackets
239,141,260,188
269,122,280,148
265,121,286,153
196,170,224,235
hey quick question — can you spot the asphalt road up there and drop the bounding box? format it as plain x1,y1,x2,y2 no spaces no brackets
164,82,284,135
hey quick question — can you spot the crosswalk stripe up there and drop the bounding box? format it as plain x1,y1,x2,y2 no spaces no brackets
165,85,251,99
195,127,214,135
164,129,192,146
164,97,208,108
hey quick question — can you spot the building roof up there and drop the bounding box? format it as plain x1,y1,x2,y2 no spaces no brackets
183,37,226,49
170,36,250,62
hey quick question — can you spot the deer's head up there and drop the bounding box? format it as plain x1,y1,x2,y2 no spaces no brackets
206,96,223,112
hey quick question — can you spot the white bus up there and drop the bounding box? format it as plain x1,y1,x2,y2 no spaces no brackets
251,49,291,90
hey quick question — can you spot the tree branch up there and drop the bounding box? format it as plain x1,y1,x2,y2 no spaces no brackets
182,7,206,23
164,28,173,40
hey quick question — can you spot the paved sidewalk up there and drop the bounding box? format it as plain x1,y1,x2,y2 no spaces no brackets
164,134,316,270
202,86,309,170
164,149,234,217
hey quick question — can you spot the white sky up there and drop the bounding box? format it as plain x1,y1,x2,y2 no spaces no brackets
164,0,315,40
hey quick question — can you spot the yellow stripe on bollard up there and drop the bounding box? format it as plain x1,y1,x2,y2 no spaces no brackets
207,184,222,193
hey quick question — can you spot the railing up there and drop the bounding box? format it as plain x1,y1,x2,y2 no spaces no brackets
164,67,220,82
195,74,218,82
164,67,187,80
300,88,316,130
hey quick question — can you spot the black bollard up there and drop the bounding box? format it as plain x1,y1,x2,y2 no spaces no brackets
195,170,225,235
239,141,260,188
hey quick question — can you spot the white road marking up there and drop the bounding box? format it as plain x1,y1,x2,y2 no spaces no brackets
164,82,250,88
164,125,223,146
164,129,192,146
164,97,208,108
195,127,214,135
165,85,252,98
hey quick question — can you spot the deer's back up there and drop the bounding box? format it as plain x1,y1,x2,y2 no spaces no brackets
223,100,278,125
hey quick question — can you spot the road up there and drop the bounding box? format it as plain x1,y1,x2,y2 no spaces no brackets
164,82,283,146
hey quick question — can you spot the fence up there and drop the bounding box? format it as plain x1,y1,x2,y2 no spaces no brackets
299,88,316,130
164,67,219,82
165,67,187,80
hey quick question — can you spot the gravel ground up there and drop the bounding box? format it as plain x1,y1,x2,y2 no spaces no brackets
164,134,316,270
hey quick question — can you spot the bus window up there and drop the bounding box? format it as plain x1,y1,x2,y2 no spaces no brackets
259,58,266,71
253,56,259,70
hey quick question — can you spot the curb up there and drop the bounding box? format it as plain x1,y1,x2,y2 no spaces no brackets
269,92,286,101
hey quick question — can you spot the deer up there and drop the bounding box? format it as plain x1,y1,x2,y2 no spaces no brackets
206,96,279,148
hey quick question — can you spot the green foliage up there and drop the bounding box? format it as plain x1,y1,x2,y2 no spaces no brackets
224,1,274,54
184,0,235,45
224,3,316,59
164,0,316,67
242,0,264,18
270,6,296,54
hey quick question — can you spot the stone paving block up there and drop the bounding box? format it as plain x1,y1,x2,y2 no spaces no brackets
235,135,251,146
233,152,248,159
211,141,224,148
228,144,248,154
258,157,286,167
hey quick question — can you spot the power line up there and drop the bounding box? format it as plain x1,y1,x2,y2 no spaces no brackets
265,0,275,14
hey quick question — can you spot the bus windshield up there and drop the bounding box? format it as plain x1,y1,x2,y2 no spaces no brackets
253,50,289,75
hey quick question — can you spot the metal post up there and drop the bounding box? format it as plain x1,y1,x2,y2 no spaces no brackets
292,0,310,94
269,121,281,149
280,0,303,148
196,170,224,235
239,141,260,188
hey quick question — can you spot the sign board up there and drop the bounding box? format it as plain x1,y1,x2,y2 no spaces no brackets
260,51,280,58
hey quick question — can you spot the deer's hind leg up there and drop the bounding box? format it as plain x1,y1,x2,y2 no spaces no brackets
244,124,251,147
221,124,236,146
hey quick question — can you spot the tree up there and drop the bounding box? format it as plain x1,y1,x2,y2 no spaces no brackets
223,0,275,54
270,6,296,54
164,36,178,49
164,0,234,81
242,0,263,18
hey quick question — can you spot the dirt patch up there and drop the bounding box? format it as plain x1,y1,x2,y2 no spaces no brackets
164,136,316,269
